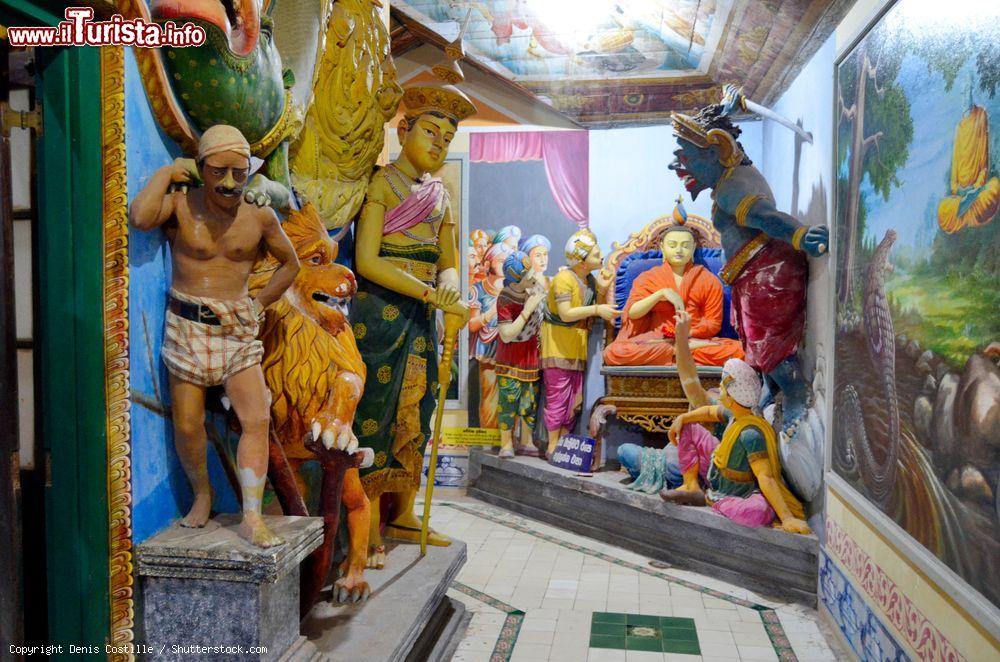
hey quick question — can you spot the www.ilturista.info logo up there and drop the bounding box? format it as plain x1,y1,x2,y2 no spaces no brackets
7,7,206,48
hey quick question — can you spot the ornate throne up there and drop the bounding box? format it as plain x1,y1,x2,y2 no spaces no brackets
592,208,739,434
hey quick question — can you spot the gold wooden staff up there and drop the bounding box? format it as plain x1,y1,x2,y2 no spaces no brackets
420,311,465,555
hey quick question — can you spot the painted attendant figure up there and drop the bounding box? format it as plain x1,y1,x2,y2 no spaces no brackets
469,239,513,428
129,125,301,547
495,250,546,458
352,78,476,566
541,229,619,457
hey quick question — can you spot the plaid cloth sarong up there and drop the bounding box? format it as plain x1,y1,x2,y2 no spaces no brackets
161,289,263,386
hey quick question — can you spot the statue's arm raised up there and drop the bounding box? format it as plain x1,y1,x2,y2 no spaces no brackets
129,158,198,231
255,207,300,310
674,310,711,407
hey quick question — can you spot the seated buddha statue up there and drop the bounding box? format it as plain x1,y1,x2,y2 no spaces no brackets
603,225,744,367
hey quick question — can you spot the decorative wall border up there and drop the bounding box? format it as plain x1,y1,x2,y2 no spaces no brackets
825,518,963,662
101,44,135,660
819,550,910,661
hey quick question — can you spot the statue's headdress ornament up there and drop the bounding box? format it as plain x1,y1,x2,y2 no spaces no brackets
565,228,598,265
401,10,477,124
669,110,745,169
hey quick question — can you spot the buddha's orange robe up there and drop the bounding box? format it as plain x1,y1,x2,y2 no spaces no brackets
603,263,744,367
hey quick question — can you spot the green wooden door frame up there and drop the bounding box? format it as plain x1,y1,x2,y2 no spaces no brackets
1,3,111,655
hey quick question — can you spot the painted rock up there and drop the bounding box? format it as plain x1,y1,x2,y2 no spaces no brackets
932,373,959,462
954,353,1000,455
913,396,933,442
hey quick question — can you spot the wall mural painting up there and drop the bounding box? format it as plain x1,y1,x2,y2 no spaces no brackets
833,0,1000,607
395,0,728,81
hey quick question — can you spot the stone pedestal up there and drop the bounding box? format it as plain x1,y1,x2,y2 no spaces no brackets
137,514,323,662
301,541,468,661
469,450,820,605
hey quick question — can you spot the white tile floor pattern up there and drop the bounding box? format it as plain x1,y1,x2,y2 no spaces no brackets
424,498,840,662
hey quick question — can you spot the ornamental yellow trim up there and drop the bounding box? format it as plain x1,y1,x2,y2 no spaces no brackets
377,365,392,384
382,304,400,321
361,419,378,436
353,322,367,339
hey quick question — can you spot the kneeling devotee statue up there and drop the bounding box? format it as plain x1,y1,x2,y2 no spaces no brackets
130,125,301,547
351,76,476,565
603,223,743,366
661,358,810,534
496,250,546,458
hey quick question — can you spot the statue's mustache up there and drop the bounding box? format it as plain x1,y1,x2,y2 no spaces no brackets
215,185,243,198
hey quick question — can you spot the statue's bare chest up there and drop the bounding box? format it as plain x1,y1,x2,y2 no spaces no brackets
170,199,262,261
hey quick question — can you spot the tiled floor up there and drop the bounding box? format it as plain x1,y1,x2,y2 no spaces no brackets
426,497,840,662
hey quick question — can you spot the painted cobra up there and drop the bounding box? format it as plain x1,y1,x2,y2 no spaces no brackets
856,229,899,508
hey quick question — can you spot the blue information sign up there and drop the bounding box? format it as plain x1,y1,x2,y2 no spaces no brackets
548,434,595,473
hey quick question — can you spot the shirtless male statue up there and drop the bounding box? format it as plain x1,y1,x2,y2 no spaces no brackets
130,125,300,547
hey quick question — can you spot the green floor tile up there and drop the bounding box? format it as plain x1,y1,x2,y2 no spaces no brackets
592,612,627,625
627,636,663,652
589,634,626,650
662,639,701,655
662,626,699,642
591,622,626,637
625,613,660,627
659,616,695,628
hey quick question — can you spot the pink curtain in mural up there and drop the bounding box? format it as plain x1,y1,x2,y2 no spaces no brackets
470,131,589,227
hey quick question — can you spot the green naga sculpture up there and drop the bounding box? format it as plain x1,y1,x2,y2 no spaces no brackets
124,0,300,209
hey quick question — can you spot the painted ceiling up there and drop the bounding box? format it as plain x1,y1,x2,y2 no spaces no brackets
391,0,853,126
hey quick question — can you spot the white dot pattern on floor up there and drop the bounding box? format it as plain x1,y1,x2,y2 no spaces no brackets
423,498,840,662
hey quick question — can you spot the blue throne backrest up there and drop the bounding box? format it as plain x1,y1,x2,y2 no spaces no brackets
613,247,738,339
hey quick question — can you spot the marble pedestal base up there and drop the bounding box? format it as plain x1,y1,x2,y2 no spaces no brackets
137,514,323,662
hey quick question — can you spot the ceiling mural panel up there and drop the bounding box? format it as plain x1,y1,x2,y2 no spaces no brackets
394,0,731,82
391,0,854,126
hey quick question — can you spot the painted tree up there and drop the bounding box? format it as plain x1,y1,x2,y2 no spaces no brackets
837,21,913,305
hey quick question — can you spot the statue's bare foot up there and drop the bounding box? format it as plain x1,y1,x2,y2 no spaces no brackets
237,512,285,548
660,486,706,506
366,545,386,569
179,490,213,528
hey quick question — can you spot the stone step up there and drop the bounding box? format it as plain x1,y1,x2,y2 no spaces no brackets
300,540,467,661
468,449,819,606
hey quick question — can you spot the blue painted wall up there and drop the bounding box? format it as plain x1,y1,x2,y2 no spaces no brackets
125,50,239,543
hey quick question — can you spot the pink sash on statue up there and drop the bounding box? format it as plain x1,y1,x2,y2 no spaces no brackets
383,175,447,236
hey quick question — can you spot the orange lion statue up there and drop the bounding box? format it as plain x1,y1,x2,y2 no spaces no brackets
249,203,372,610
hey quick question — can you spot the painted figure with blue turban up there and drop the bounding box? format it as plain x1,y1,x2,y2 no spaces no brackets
495,251,546,457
